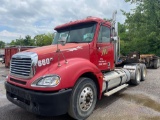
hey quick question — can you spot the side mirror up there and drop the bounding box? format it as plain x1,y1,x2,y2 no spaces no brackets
111,36,118,42
58,37,66,46
111,37,114,42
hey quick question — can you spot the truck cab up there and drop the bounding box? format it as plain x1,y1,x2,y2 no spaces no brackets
53,17,114,71
5,14,147,120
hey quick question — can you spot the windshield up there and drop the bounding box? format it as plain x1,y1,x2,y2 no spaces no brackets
53,22,97,44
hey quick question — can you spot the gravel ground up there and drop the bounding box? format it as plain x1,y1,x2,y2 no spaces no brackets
0,63,160,120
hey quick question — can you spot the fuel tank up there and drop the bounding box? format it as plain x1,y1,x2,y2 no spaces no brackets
103,69,130,91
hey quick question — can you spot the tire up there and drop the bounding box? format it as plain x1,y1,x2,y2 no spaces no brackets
130,65,141,85
68,77,97,120
153,59,159,69
140,64,147,81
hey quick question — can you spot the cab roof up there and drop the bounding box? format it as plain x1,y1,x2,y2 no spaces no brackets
54,17,111,30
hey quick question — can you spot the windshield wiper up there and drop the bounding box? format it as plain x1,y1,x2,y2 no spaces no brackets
67,41,82,43
67,41,90,43
67,41,91,43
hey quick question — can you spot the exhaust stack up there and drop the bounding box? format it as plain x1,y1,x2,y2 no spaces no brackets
111,10,120,64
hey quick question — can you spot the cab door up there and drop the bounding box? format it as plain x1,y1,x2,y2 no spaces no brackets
96,25,114,71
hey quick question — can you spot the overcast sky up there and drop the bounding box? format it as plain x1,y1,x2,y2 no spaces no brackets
0,0,134,43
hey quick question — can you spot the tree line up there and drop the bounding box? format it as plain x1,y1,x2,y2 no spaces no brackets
0,33,53,49
9,33,53,47
119,0,160,56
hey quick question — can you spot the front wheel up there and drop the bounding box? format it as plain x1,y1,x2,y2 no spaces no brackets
68,77,97,120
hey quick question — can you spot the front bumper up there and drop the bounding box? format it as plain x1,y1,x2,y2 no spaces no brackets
5,82,72,116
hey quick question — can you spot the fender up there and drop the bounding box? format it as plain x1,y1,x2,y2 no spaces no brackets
48,58,103,98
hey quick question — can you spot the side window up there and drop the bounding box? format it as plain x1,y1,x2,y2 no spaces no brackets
98,26,110,43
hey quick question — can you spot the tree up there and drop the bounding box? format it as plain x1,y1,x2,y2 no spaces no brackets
24,35,35,46
34,33,53,46
10,37,24,46
10,40,16,45
0,41,5,48
121,0,160,56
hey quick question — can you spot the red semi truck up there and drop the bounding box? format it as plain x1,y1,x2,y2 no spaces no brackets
5,12,147,119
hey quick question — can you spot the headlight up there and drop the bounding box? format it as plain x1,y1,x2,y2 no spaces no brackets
31,75,60,87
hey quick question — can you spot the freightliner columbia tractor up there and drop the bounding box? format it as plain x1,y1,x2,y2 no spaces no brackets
5,11,147,119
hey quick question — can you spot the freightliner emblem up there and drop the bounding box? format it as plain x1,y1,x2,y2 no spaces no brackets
101,48,108,56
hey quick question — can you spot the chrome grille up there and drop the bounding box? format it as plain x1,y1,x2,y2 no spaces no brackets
10,51,38,79
11,58,32,77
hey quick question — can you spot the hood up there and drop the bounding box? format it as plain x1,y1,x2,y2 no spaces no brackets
27,43,89,56
9,43,90,79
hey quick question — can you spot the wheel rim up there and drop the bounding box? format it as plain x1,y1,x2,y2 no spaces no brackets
79,86,93,112
136,69,141,82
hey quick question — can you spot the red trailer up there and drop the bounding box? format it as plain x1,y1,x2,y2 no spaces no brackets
5,46,36,67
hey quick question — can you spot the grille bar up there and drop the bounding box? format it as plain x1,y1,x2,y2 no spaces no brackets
12,71,28,77
11,64,31,68
11,62,31,65
10,66,31,70
11,69,30,73
12,59,31,62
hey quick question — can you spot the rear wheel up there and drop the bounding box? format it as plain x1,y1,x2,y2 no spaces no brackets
140,64,147,81
130,65,141,85
153,59,159,69
68,77,97,120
